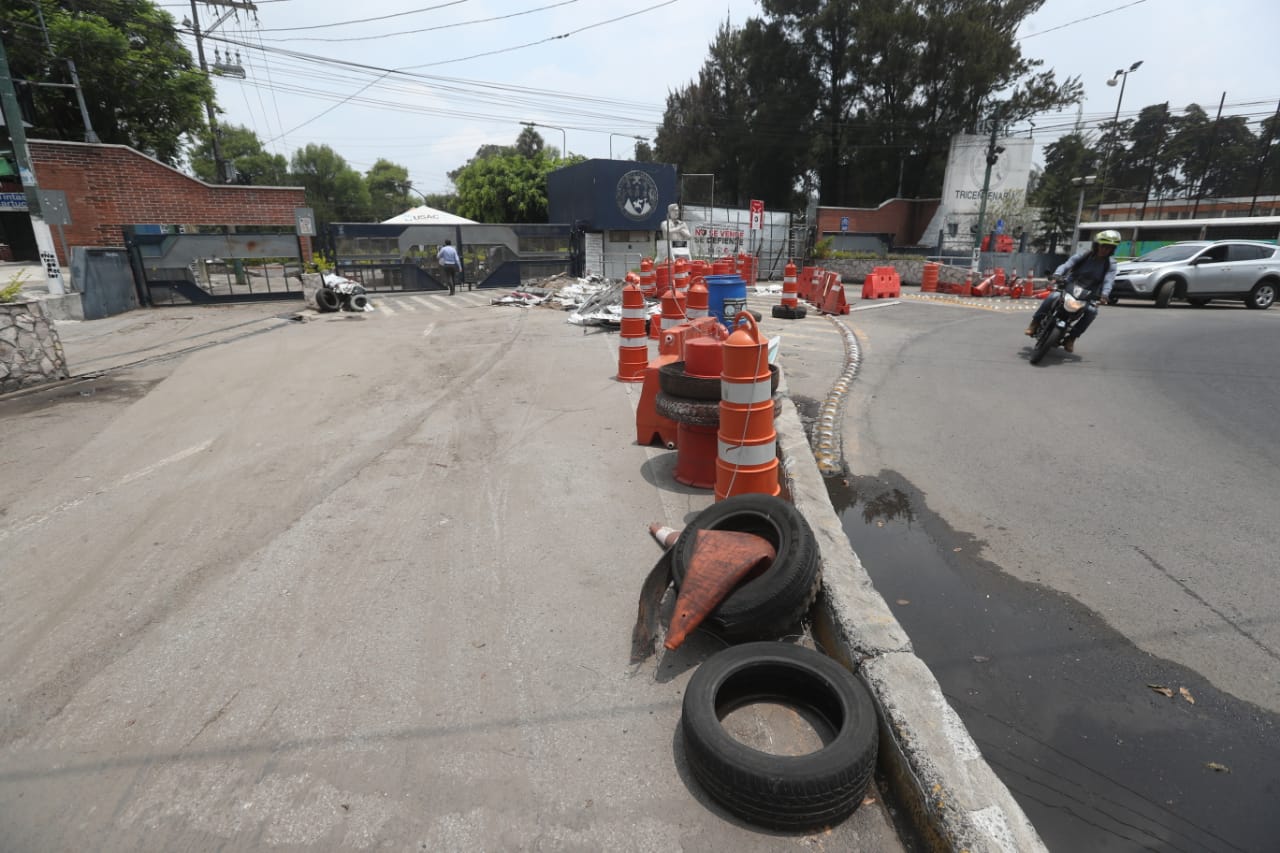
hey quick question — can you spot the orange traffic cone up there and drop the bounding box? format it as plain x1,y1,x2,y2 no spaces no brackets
640,258,656,297
617,281,648,382
921,262,939,293
686,277,709,319
716,313,779,501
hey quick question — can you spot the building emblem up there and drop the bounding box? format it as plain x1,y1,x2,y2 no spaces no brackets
616,170,659,221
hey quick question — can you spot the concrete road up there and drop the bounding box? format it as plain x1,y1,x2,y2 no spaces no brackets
841,297,1280,713
0,290,905,852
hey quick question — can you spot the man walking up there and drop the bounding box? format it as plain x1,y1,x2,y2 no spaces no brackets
437,240,462,295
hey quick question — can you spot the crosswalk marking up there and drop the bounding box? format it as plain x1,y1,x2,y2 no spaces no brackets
412,296,441,311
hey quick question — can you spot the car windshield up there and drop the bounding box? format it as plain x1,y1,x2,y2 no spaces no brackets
1135,244,1208,263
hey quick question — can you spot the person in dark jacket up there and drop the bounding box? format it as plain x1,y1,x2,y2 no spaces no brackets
1025,229,1121,353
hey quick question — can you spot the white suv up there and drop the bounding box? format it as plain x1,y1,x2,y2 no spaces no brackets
1111,240,1280,309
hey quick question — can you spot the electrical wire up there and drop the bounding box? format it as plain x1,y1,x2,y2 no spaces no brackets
251,0,582,44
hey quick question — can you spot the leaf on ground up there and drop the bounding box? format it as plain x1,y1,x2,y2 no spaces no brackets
1206,762,1230,773
1179,687,1195,704
1147,683,1175,698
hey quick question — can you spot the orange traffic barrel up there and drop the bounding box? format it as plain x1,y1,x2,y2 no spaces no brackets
716,313,778,501
640,258,657,297
686,277,709,319
921,262,939,293
781,261,798,309
617,281,648,382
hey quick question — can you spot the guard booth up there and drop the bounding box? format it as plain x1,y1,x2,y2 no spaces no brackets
328,222,572,291
122,224,304,306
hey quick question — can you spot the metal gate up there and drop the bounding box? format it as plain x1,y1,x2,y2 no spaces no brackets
329,222,572,292
123,225,304,306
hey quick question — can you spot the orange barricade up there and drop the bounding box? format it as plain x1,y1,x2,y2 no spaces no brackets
820,274,850,315
921,262,939,293
798,266,816,302
686,277,709,319
716,313,779,500
674,259,690,296
616,282,648,382
972,274,994,297
639,258,656,297
673,336,724,489
781,262,799,310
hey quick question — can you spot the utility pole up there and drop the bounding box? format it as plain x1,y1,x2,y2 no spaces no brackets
971,115,1005,274
0,35,65,293
188,0,257,183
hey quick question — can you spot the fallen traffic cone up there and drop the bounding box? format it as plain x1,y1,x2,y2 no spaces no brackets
649,522,681,549
664,528,776,650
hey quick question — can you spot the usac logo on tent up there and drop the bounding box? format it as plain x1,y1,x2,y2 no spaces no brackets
616,170,659,221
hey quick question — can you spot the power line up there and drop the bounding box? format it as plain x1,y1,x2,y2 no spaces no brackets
1018,0,1149,39
249,0,470,33
251,0,581,44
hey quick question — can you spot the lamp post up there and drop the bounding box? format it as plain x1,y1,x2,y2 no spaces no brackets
1071,174,1098,248
521,121,567,157
396,181,428,203
1101,61,1142,210
609,133,646,159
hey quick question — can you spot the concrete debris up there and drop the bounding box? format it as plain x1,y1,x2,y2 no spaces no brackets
754,283,784,295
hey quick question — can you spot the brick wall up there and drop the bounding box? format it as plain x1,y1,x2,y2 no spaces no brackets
28,140,311,263
817,199,941,247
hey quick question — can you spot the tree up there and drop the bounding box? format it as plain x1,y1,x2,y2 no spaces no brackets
364,158,411,220
1030,132,1097,251
654,19,817,209
760,0,1081,205
449,132,582,223
290,144,371,237
2,0,213,164
188,124,288,185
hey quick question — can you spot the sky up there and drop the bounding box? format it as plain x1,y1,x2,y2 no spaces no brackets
187,0,1280,200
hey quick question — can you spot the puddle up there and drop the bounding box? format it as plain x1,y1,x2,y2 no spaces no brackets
828,470,1280,852
0,376,161,416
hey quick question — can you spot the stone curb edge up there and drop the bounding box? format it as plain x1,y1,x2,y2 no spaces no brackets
773,380,1047,853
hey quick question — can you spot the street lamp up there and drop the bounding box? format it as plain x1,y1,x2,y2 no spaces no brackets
521,121,567,157
609,133,646,159
1101,61,1142,195
1071,174,1098,248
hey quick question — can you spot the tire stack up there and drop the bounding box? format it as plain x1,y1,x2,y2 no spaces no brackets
668,494,880,832
314,281,369,313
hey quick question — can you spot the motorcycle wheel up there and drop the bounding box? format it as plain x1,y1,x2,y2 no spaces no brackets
1030,326,1062,365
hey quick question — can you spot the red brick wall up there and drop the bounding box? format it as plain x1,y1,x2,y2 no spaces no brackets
28,140,311,263
817,199,941,247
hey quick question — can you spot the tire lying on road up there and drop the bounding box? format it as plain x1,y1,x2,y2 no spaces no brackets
315,287,342,312
771,303,807,320
681,641,879,831
670,493,820,639
346,292,370,311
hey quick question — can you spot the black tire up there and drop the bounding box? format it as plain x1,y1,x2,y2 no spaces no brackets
771,304,808,320
1154,280,1176,309
1245,281,1276,310
347,293,370,311
681,642,879,831
671,494,821,639
659,362,780,401
656,391,785,425
1029,325,1061,365
656,392,719,426
315,287,342,312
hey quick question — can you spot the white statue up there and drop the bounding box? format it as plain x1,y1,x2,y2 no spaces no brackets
657,203,692,261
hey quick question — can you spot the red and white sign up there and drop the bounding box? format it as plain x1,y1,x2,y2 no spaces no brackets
749,199,764,231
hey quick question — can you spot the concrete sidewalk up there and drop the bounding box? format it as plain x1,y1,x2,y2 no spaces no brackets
7,296,1044,851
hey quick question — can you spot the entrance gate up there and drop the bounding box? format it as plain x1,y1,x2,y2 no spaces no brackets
329,222,572,292
123,225,304,306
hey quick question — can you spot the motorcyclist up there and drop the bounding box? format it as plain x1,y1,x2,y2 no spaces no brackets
1024,229,1121,353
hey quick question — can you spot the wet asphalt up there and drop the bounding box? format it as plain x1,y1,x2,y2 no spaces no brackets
817,465,1280,853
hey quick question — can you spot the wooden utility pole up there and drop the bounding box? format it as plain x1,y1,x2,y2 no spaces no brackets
188,0,257,183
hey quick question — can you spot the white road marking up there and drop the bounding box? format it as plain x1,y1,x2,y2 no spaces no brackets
0,439,214,543
412,296,441,311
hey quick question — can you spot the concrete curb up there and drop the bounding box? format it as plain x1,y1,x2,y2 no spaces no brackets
773,378,1047,853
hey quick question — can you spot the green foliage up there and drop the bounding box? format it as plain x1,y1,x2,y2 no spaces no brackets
290,144,371,235
4,0,212,164
811,237,835,259
305,250,335,274
450,132,583,223
188,125,289,185
1,270,28,303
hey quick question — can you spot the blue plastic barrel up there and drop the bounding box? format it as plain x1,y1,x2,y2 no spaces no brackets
705,274,747,324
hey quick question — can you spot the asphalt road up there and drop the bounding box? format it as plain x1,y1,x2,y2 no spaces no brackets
0,292,906,852
833,294,1280,850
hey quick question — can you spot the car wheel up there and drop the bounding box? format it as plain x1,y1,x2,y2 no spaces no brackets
681,642,879,831
671,494,821,640
1246,281,1277,310
1154,280,1176,309
1187,297,1211,307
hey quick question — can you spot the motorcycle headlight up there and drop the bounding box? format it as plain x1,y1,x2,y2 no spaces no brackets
1062,293,1087,312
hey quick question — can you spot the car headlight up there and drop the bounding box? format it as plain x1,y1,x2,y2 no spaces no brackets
1062,293,1087,312
1125,268,1151,277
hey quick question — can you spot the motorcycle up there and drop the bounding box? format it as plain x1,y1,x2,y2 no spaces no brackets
1028,277,1098,365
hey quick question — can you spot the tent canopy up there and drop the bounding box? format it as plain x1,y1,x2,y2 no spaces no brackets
382,205,476,225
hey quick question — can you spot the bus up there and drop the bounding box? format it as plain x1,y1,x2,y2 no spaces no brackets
1078,216,1280,259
